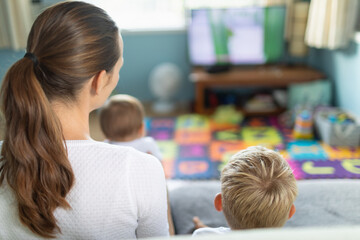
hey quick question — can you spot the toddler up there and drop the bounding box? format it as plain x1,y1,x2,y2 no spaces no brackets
100,94,162,160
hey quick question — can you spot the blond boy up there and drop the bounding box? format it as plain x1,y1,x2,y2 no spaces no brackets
100,94,162,160
193,146,298,235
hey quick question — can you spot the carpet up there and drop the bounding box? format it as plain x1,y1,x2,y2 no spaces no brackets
146,114,360,180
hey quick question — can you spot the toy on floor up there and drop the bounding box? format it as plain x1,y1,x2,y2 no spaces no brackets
212,105,243,125
244,93,277,112
293,108,314,139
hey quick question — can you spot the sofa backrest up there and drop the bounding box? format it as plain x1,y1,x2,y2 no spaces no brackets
168,179,360,235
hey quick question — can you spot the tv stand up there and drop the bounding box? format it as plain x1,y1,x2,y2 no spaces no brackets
190,65,326,115
205,65,231,74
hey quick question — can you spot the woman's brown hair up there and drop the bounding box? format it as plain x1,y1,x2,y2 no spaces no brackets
0,1,120,238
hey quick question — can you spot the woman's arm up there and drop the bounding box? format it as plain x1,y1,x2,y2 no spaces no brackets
129,150,169,238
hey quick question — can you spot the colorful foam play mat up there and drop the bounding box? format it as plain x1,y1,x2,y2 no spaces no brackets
146,114,360,180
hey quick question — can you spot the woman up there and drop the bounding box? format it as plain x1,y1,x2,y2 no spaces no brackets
0,2,169,239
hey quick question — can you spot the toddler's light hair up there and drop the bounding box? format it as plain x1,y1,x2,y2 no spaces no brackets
221,146,298,229
100,94,144,141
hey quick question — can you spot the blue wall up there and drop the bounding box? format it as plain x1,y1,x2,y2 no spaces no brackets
308,42,360,118
119,32,193,101
0,49,24,81
0,31,194,102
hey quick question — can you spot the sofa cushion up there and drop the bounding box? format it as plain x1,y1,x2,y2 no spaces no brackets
168,179,360,235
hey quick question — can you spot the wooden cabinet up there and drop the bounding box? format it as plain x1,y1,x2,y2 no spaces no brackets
190,65,326,115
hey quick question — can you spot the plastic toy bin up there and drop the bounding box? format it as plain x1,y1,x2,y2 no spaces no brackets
315,109,360,147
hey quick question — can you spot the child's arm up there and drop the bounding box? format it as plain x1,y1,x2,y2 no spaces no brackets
193,216,209,229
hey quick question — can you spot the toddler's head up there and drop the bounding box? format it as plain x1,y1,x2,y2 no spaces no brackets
219,146,297,230
100,94,145,141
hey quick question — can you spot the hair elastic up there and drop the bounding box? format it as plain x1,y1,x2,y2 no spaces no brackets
24,52,38,67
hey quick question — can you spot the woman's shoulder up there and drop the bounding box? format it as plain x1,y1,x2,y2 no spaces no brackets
66,139,131,156
66,139,161,167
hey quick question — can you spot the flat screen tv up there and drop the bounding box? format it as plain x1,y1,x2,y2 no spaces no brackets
187,6,286,66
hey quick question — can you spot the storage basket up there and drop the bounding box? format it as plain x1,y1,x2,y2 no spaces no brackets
315,109,360,147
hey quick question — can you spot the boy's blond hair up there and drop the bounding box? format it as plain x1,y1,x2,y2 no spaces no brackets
100,94,145,141
221,146,297,230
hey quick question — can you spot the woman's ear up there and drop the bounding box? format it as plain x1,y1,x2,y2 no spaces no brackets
91,70,107,95
214,193,223,212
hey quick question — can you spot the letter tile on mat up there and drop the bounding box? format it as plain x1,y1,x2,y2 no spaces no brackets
299,160,360,179
241,127,283,146
286,160,305,180
149,118,175,129
213,129,242,141
321,144,360,160
175,159,216,179
148,129,173,140
287,140,328,161
178,145,208,159
341,159,360,175
209,120,240,131
175,114,209,131
157,141,178,160
210,141,247,162
175,130,211,144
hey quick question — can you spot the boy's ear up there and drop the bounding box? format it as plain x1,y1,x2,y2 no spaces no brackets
214,193,223,212
91,70,107,95
288,204,296,219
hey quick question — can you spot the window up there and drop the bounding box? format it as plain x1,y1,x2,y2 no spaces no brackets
82,0,288,32
83,0,185,31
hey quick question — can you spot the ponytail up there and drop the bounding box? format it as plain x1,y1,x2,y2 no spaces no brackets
0,57,74,238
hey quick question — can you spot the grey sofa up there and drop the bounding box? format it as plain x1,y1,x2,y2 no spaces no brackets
168,179,360,235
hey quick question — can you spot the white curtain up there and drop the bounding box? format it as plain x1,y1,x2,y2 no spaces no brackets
285,0,310,57
305,0,358,49
0,0,32,50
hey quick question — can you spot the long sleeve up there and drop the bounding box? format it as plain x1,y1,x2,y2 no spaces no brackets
129,151,169,238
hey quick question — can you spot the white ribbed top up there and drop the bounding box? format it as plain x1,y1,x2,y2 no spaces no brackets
0,140,169,239
105,136,163,161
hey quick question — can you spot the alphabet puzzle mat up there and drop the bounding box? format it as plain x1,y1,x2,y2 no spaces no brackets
146,114,360,180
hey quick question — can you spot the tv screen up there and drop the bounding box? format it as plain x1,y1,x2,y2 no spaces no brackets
187,6,286,66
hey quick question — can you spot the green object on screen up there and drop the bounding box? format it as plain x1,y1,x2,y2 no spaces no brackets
264,7,285,62
209,10,230,64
